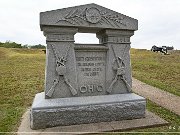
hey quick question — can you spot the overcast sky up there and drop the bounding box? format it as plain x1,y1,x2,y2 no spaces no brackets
0,0,180,49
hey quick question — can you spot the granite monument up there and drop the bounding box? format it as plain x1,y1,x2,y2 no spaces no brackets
30,3,146,129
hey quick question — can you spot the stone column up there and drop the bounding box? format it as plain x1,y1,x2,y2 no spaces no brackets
42,26,78,98
97,29,134,94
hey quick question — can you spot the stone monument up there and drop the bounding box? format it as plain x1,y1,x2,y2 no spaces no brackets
30,3,146,129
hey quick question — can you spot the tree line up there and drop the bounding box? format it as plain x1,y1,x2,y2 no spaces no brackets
0,41,46,49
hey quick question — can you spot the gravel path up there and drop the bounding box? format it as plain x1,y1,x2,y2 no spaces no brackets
132,78,180,116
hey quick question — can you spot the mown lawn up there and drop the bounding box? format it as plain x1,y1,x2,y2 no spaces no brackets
0,47,179,134
0,47,45,132
131,49,180,96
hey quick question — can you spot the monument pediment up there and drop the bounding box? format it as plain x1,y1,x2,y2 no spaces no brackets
40,3,138,32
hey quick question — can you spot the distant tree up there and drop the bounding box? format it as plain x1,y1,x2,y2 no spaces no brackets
0,41,46,49
0,41,22,48
0,42,3,47
22,44,29,48
30,44,46,49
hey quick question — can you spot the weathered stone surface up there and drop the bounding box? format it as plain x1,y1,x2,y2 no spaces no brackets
44,29,134,98
30,92,146,129
19,110,168,134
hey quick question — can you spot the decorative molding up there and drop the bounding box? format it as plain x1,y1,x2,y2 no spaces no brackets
100,36,130,44
46,34,74,42
56,7,127,28
86,7,101,23
74,44,109,51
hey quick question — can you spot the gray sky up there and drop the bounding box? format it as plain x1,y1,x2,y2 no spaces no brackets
0,0,180,49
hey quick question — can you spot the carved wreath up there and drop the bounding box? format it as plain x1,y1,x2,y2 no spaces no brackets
56,7,127,27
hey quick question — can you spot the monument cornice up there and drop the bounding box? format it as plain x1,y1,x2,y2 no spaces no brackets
42,26,78,35
97,29,134,37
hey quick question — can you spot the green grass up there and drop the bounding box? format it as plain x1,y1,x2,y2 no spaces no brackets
104,100,180,135
130,100,180,133
131,49,180,96
0,47,45,132
0,47,179,133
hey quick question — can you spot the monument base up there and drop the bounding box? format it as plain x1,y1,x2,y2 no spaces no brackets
30,92,146,130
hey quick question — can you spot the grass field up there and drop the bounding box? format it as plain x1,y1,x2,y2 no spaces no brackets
131,49,180,96
0,47,45,132
0,47,179,133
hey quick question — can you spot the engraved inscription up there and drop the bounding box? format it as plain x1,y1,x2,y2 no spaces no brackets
76,51,106,96
79,85,103,93
76,56,105,77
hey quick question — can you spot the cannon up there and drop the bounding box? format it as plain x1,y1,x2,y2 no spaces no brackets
151,45,167,54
